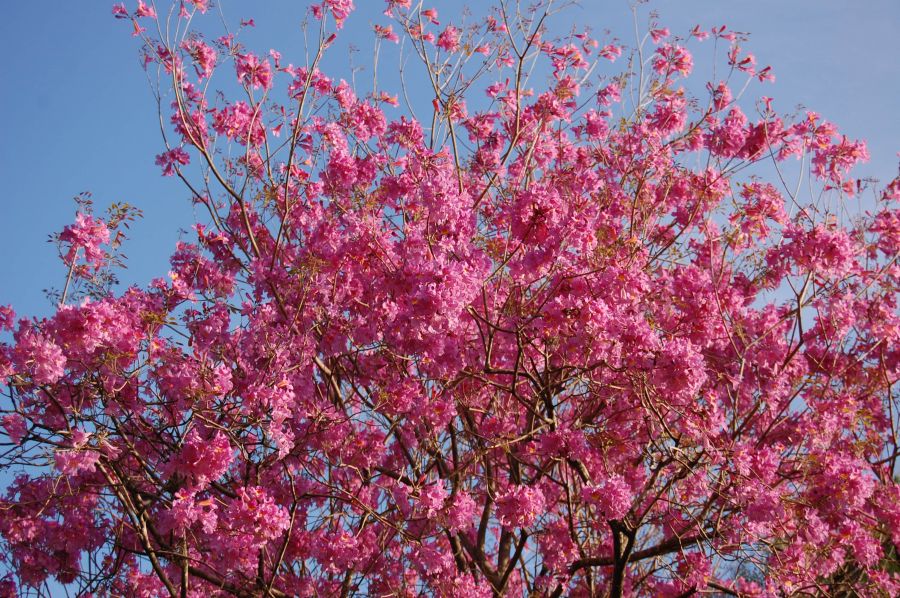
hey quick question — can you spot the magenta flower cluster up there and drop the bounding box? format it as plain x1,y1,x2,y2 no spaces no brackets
1,1,899,596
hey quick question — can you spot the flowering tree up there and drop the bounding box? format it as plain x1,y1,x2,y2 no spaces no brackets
2,0,899,595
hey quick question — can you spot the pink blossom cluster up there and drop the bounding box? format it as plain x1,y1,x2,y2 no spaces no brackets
0,1,898,596
58,212,110,269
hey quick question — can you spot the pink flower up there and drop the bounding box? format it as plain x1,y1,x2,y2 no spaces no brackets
554,75,580,100
447,492,476,531
172,428,233,485
732,182,787,239
186,0,208,12
709,81,732,112
583,110,609,139
767,223,857,277
582,475,633,520
235,53,272,90
160,488,218,534
13,328,66,384
227,486,290,542
333,80,356,109
649,27,669,43
135,1,156,18
813,135,869,186
154,147,190,176
183,39,216,79
374,24,399,43
59,212,110,269
0,306,13,331
111,3,128,18
419,483,447,517
653,337,707,401
212,101,266,146
377,91,398,106
421,8,439,24
2,414,27,445
677,552,711,591
597,83,620,106
496,485,545,529
733,51,757,74
653,43,693,76
436,26,460,52
314,0,355,28
706,107,748,158
599,44,622,61
55,449,99,476
690,25,709,41
345,101,386,141
385,0,412,13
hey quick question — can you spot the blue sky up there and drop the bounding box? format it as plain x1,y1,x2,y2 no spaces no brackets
1,0,898,319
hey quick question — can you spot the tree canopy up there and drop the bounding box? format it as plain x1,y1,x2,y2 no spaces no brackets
1,1,899,596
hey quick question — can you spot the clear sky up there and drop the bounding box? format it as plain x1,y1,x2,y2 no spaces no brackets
1,0,898,320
